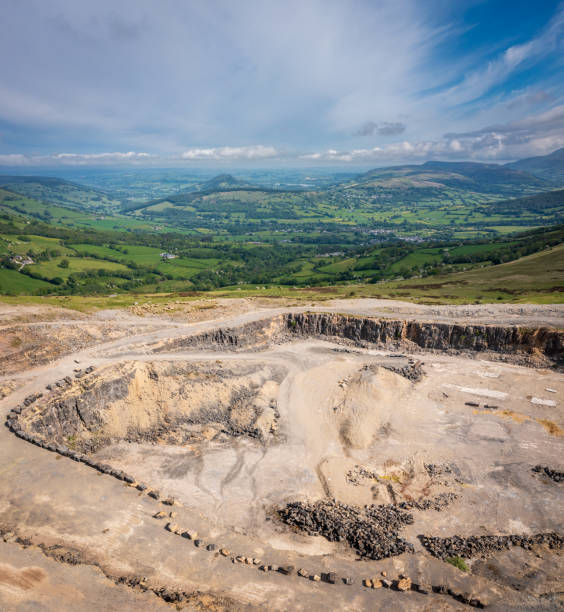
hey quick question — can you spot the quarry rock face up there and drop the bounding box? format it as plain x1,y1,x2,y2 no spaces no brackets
157,312,563,366
21,312,562,455
156,316,288,352
29,374,132,445
286,313,564,364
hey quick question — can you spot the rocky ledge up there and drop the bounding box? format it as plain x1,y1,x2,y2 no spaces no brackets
287,313,564,366
155,312,564,367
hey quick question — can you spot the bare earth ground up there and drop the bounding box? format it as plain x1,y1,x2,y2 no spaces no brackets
0,298,563,611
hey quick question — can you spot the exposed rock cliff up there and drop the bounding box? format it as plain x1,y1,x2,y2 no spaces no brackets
286,313,563,365
155,315,287,352
156,312,563,366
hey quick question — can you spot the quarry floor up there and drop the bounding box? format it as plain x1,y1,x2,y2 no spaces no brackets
0,298,563,611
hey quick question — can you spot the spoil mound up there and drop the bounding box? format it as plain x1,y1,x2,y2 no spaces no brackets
420,533,564,560
278,499,415,560
336,365,412,449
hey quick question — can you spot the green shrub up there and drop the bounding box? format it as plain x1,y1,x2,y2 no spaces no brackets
446,555,469,572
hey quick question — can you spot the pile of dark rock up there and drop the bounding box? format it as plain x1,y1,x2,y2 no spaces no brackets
424,462,463,485
420,532,564,560
382,360,424,382
425,463,453,478
398,493,458,511
278,499,415,560
532,464,563,483
345,465,379,485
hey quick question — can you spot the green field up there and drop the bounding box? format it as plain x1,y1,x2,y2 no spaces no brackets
26,256,129,280
0,268,52,293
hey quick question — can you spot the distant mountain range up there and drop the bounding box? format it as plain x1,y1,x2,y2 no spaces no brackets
352,160,546,194
147,147,564,208
1,147,563,216
505,147,564,183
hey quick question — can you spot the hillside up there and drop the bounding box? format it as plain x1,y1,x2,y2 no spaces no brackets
0,188,157,233
505,147,564,184
0,155,562,301
124,162,562,241
483,189,564,213
376,241,564,304
0,183,562,299
122,173,280,212
0,175,120,211
355,160,546,193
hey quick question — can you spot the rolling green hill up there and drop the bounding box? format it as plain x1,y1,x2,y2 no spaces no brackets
0,188,159,233
0,175,120,211
122,173,281,212
0,155,563,302
482,189,564,213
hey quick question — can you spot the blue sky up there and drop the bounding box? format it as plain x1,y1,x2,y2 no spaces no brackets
1,0,563,167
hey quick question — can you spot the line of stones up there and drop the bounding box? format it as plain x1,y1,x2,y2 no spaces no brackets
158,516,487,608
4,389,159,497
0,528,241,610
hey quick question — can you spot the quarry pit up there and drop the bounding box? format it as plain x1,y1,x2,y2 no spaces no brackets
1,302,563,610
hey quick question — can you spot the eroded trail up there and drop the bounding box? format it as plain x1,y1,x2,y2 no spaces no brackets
1,300,563,611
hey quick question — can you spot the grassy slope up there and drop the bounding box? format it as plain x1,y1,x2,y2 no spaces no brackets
367,242,564,304
2,242,562,308
0,188,164,233
0,176,119,210
26,257,129,280
0,268,52,293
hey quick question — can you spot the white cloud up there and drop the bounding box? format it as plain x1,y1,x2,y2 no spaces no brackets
0,151,154,166
181,145,279,161
53,151,153,163
0,1,562,160
1,103,563,167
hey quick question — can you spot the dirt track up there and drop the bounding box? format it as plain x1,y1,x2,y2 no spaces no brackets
1,299,563,611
